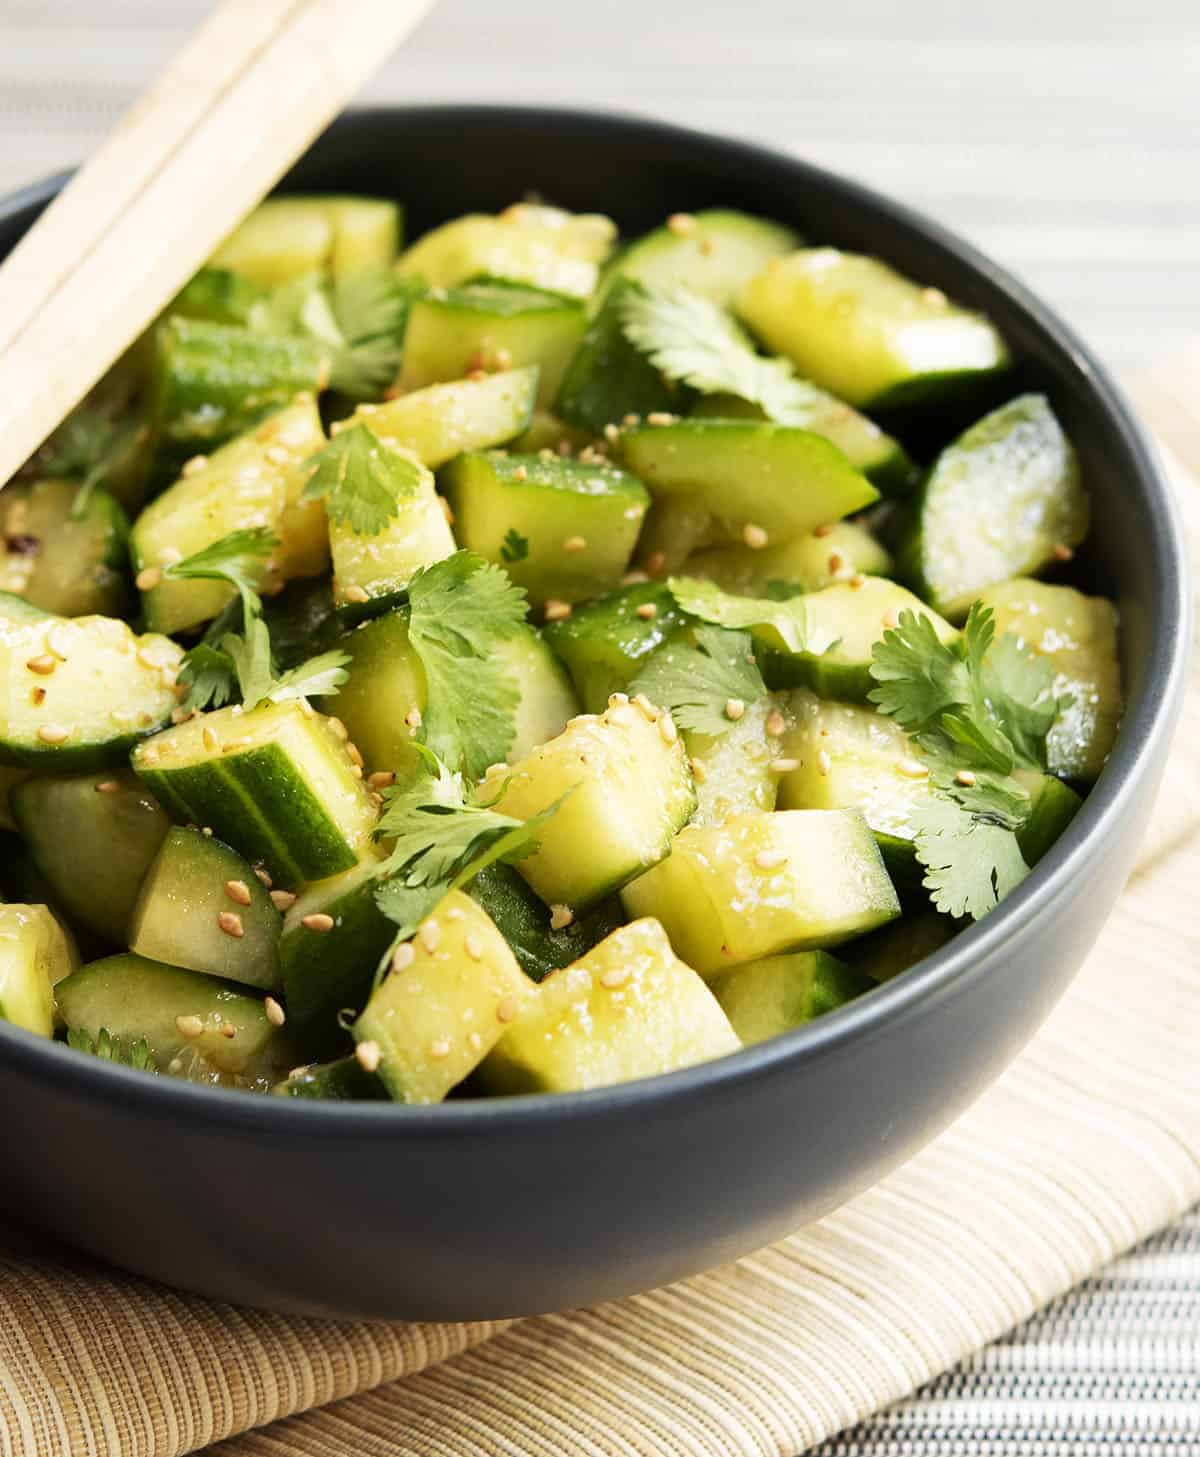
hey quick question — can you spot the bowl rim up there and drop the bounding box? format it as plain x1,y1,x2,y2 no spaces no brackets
0,102,1189,1135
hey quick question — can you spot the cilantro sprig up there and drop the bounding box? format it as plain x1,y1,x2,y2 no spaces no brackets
301,423,420,537
629,625,766,738
500,527,529,563
164,528,349,713
868,603,1071,921
67,1026,156,1072
667,576,840,657
405,551,528,779
619,285,830,424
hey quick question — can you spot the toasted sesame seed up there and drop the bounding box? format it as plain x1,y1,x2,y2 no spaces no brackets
538,447,555,462
549,903,575,931
386,941,414,976
743,523,769,550
135,565,162,592
356,1039,381,1073
222,735,252,752
608,692,630,707
633,693,659,721
254,865,273,888
827,553,845,575
327,716,348,740
201,724,218,752
368,769,396,789
882,608,901,629
464,933,484,961
176,1014,204,1041
182,455,209,477
724,698,746,721
264,996,286,1028
265,445,290,466
849,573,866,590
1053,542,1075,562
755,849,788,870
898,757,930,779
606,703,636,726
689,756,708,784
765,709,787,737
345,741,364,769
428,1037,452,1060
201,826,213,837
769,757,801,774
659,713,678,745
543,599,572,621
418,919,441,953
816,749,832,776
444,906,466,924
603,423,621,444
956,769,978,787
30,687,46,706
622,569,650,585
270,889,296,912
468,1031,483,1052
46,625,73,661
495,996,519,1024
403,706,422,730
25,654,56,676
698,237,715,256
635,601,658,620
169,707,189,725
600,966,630,988
301,913,334,933
646,411,678,427
667,212,698,235
225,879,252,907
342,585,370,604
922,286,948,306
512,464,528,481
36,724,70,745
564,535,587,553
94,779,120,794
217,910,245,939
813,523,835,538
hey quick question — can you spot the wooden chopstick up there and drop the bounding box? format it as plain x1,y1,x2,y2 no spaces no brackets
0,0,436,488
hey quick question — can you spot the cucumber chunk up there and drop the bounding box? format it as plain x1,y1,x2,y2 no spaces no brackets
354,889,534,1103
279,853,392,1028
709,949,874,1045
757,577,958,700
477,917,740,1094
737,248,1010,408
0,480,129,619
132,700,378,884
442,451,649,606
133,398,327,633
685,693,780,827
846,910,957,983
0,592,53,624
274,1055,386,1100
355,366,538,468
494,627,579,761
621,809,900,975
509,409,595,455
690,390,915,494
775,690,934,880
129,827,282,991
601,209,800,307
56,953,278,1079
328,448,455,613
467,863,622,985
0,613,183,771
171,267,266,327
555,280,683,431
0,765,30,831
396,282,586,407
620,419,879,544
900,395,1089,621
488,700,697,911
636,497,720,576
210,195,402,284
686,521,893,598
11,769,171,943
320,611,425,779
0,904,73,1037
1013,769,1082,865
542,583,691,711
149,318,329,483
978,579,1120,782
396,204,616,298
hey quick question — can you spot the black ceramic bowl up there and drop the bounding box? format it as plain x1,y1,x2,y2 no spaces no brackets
0,107,1188,1322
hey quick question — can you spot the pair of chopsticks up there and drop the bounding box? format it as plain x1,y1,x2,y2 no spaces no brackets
0,0,435,489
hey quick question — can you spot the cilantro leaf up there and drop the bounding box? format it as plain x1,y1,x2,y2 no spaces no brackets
406,552,527,778
222,619,275,709
176,642,237,713
500,527,529,563
302,424,417,536
981,632,1068,771
265,648,351,704
160,526,277,623
619,285,829,423
67,1025,157,1072
629,625,765,737
668,576,840,657
910,798,1030,920
327,271,418,400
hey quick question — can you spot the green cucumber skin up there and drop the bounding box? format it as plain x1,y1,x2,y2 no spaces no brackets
279,874,394,1026
261,576,340,668
0,591,54,623
756,646,876,703
0,726,165,775
846,910,957,983
274,1055,386,1100
468,864,623,984
1015,776,1082,866
136,744,360,885
543,582,692,712
555,279,683,431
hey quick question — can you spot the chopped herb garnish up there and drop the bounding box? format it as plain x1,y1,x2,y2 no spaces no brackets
629,625,765,738
500,527,530,563
667,575,839,656
302,423,419,537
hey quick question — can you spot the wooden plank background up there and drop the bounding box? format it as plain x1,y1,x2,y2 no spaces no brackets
1,0,1196,378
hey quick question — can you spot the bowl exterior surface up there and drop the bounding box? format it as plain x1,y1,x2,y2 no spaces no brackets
0,107,1187,1321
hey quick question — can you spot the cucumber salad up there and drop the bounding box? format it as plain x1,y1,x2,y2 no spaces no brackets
0,196,1121,1102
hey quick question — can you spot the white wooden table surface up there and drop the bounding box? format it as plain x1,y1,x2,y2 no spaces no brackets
1,5,1198,1454
2,0,1197,379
